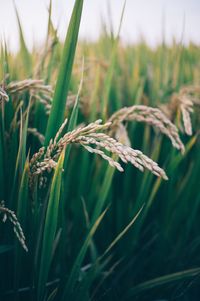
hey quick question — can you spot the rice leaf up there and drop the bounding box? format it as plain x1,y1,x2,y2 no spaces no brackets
91,159,116,226
37,151,65,301
101,0,126,119
124,267,200,298
64,57,84,169
61,208,108,300
100,205,144,259
45,0,84,145
14,3,32,76
14,159,29,295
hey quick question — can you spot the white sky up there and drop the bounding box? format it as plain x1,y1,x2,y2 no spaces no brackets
0,0,199,52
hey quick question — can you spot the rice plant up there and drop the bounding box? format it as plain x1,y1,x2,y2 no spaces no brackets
0,1,200,300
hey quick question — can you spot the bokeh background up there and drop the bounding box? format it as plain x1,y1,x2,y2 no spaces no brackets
0,0,200,52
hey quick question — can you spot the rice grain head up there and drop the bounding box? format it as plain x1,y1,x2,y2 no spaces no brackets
109,105,185,154
0,201,28,252
29,118,168,181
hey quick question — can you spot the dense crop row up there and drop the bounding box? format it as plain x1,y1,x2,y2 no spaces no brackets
0,1,200,300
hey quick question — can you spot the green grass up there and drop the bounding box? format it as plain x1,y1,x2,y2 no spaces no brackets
0,1,200,301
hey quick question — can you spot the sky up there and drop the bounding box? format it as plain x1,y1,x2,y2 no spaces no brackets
0,0,199,52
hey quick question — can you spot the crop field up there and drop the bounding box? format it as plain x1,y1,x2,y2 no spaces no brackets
0,1,200,300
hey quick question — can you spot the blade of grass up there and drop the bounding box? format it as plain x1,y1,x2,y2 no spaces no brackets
73,206,143,301
45,0,84,145
91,158,116,226
61,208,108,301
124,267,200,298
58,60,84,277
14,3,32,76
10,103,30,207
100,205,144,259
37,151,65,301
64,57,84,168
101,0,126,120
14,159,29,299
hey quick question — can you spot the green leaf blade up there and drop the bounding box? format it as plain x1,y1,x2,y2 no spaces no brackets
45,0,84,145
37,152,65,301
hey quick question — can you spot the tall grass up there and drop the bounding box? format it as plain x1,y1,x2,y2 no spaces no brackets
0,1,200,300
